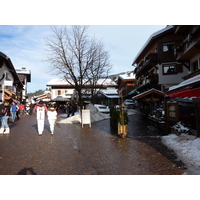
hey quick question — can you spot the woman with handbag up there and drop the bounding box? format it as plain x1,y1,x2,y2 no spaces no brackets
0,101,11,134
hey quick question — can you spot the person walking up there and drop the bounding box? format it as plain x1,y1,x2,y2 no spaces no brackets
33,101,48,135
71,101,77,116
47,104,58,135
0,101,11,134
19,103,24,116
10,101,19,122
66,102,72,118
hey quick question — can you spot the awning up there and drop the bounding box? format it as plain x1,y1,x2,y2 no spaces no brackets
128,83,150,96
167,87,200,97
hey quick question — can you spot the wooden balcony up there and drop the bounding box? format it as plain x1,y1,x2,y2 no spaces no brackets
176,28,200,61
136,53,158,76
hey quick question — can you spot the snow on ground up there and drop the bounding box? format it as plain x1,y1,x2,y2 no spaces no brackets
57,103,137,124
57,103,110,124
162,133,200,175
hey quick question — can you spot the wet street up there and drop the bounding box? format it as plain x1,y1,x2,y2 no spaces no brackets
0,111,185,175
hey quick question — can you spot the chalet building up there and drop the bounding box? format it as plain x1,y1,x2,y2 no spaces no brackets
46,78,118,104
166,25,200,136
116,71,137,99
0,52,24,103
16,67,31,103
93,89,120,106
129,25,189,117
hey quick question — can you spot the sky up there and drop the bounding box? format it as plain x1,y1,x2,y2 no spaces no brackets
1,1,197,95
0,25,166,93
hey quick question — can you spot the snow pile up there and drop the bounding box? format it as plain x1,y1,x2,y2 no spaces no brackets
87,103,110,122
58,112,82,124
57,103,110,124
162,133,200,174
172,121,190,133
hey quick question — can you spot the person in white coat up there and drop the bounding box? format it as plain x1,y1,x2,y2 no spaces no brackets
33,101,48,135
47,104,57,135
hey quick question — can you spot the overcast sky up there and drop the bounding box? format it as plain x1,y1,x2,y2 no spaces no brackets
0,25,166,93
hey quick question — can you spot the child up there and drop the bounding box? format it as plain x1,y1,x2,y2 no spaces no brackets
47,104,57,135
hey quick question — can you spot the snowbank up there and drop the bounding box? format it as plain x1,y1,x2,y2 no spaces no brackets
162,133,200,174
57,103,110,124
57,103,137,124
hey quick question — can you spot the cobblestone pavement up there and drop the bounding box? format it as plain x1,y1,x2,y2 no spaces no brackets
0,112,184,175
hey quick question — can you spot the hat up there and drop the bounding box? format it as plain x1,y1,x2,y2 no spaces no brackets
38,101,44,106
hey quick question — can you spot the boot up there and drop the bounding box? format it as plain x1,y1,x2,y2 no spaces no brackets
4,128,10,134
0,128,5,134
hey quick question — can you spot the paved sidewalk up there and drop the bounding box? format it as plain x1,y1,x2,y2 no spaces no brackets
0,113,184,175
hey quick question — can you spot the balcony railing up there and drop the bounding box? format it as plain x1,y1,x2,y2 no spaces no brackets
136,53,158,76
175,28,200,60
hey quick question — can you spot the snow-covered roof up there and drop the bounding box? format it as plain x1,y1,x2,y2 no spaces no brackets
168,74,200,91
46,78,117,86
46,79,69,86
100,89,118,95
119,72,136,80
99,89,120,98
132,88,164,100
132,25,173,64
16,68,31,75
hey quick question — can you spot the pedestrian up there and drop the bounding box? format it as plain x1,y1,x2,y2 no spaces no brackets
0,101,11,134
29,103,34,115
19,103,24,116
71,101,77,116
33,101,48,135
66,103,72,118
47,104,58,135
10,101,19,122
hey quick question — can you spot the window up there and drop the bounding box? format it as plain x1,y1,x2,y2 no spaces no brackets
192,60,198,71
57,90,61,95
163,43,174,52
5,72,11,81
163,64,176,74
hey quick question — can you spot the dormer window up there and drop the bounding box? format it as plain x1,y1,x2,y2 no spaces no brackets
163,43,174,52
5,72,11,81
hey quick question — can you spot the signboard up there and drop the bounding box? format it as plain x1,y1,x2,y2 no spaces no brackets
166,102,179,121
4,80,13,86
81,109,91,128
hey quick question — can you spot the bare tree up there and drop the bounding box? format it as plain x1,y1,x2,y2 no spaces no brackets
45,25,111,109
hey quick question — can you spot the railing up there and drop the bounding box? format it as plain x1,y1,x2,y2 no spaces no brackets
136,53,158,76
175,31,200,59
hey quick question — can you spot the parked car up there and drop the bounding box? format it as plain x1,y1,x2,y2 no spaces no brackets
124,99,136,109
94,104,110,114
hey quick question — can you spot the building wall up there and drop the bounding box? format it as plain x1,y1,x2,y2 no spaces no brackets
0,62,17,102
51,88,68,99
157,62,188,89
190,53,200,72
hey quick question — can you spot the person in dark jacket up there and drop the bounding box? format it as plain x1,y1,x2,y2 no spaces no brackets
0,101,11,134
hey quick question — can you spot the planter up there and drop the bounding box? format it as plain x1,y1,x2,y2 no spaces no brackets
118,125,128,138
